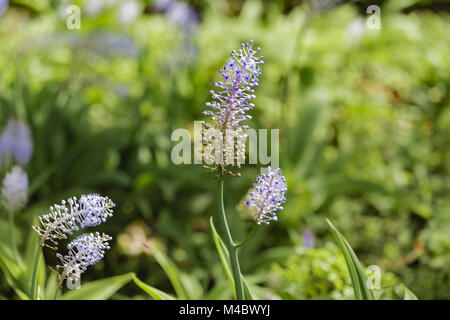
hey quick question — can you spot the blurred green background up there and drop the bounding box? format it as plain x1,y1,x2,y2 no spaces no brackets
0,0,449,299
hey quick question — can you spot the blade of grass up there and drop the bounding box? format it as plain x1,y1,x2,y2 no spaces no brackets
60,273,134,300
326,218,375,300
132,274,175,300
152,245,188,299
210,217,235,297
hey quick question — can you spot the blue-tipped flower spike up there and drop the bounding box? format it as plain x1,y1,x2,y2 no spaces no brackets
202,41,263,172
32,194,115,250
1,166,28,214
54,232,112,286
246,167,287,225
0,119,33,166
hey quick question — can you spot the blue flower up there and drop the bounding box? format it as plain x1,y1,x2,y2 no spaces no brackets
1,166,28,214
0,120,33,166
302,229,315,249
55,232,112,285
246,167,287,225
32,194,115,250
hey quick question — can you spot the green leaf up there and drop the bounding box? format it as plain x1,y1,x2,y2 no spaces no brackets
180,273,204,300
241,275,255,300
15,288,31,300
209,217,235,297
0,242,28,298
0,242,22,280
396,284,419,300
132,275,175,300
152,245,188,299
44,272,60,300
60,273,134,300
205,280,233,300
326,218,375,300
24,225,46,298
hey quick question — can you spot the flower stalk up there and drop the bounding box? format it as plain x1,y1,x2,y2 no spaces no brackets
215,176,244,300
234,223,257,249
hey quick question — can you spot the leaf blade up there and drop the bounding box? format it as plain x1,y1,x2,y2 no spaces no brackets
326,218,375,300
132,275,175,300
60,273,134,300
209,217,236,297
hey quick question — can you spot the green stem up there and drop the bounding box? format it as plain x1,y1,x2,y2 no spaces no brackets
216,178,244,300
235,223,257,248
30,244,41,300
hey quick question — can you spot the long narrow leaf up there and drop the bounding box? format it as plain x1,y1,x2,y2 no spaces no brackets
209,217,236,297
132,275,175,300
396,284,419,300
60,273,134,300
152,245,188,299
44,273,59,300
241,275,255,300
326,218,375,300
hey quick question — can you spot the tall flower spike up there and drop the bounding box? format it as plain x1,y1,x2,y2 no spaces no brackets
0,119,33,166
53,232,112,287
32,194,115,250
1,166,28,213
246,167,287,225
202,41,263,172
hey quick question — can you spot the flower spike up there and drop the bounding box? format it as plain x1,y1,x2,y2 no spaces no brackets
53,232,112,287
246,167,287,224
32,194,115,250
202,41,264,173
1,166,28,214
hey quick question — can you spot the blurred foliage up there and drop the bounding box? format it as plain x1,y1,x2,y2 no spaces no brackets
0,0,449,299
271,242,354,299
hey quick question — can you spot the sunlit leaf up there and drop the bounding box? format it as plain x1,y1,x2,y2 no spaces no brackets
132,275,175,300
60,273,134,300
326,219,375,300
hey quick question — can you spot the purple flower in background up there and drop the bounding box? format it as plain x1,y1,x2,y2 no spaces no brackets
0,119,33,166
0,0,8,16
155,0,199,27
246,167,287,225
302,229,315,248
155,0,200,64
1,166,28,213
55,232,112,286
32,194,115,250
154,0,174,12
166,1,199,28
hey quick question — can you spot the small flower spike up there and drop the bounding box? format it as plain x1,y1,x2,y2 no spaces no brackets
202,40,264,173
32,194,115,250
302,229,315,249
1,166,28,213
54,232,112,287
0,119,33,166
246,167,287,225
